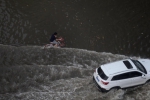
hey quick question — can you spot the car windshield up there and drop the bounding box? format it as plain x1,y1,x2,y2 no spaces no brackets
131,59,147,74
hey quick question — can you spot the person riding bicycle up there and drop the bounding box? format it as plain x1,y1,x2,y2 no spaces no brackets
50,32,62,47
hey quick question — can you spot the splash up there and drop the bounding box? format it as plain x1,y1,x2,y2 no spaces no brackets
0,44,149,100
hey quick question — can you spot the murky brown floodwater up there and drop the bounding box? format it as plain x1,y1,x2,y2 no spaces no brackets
1,44,150,100
0,0,150,58
0,1,150,99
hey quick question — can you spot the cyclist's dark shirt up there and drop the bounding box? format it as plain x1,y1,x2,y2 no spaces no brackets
50,34,56,42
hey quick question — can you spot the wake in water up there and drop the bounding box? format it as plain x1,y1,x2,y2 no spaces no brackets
0,44,150,100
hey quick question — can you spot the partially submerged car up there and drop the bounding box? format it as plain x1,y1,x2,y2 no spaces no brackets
93,59,150,92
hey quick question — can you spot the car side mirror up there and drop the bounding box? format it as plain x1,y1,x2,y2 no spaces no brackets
142,74,146,79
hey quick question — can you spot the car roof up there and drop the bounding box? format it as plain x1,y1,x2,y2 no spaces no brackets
101,59,137,76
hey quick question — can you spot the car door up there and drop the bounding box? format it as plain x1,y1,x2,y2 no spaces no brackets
130,71,146,86
111,72,132,88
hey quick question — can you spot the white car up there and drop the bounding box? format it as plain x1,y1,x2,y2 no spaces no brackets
93,59,150,92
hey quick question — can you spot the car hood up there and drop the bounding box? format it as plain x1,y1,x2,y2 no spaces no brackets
138,59,150,74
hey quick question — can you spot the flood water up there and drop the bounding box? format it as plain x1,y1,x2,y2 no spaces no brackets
0,0,150,57
1,0,150,100
1,44,150,100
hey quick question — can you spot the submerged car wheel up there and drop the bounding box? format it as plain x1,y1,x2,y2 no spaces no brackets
110,86,121,91
146,79,150,83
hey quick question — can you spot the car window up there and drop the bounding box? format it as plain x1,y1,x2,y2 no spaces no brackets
98,67,108,80
130,71,142,78
111,72,130,81
123,60,133,69
112,71,142,81
131,59,147,74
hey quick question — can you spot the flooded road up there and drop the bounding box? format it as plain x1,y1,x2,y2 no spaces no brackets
0,0,150,57
1,44,150,100
1,0,150,99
